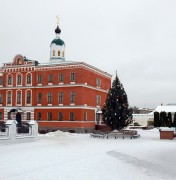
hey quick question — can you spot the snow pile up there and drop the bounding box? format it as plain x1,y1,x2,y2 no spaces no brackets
159,127,175,131
39,130,78,137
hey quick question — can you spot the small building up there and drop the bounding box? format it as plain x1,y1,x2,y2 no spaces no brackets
0,19,112,133
132,112,154,126
132,104,176,127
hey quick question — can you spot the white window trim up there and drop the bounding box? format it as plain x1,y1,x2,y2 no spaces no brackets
16,73,23,86
16,89,22,106
6,90,12,106
25,89,32,106
7,73,13,87
26,72,32,86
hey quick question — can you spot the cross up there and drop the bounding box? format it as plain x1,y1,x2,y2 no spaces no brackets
56,15,60,25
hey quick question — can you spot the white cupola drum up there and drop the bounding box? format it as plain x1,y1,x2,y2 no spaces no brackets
50,16,65,63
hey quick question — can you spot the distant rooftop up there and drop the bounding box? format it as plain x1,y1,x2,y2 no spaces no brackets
155,105,176,113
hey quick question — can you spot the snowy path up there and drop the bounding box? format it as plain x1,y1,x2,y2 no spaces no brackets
0,130,176,180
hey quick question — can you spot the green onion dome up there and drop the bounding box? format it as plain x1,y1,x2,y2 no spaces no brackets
51,38,65,46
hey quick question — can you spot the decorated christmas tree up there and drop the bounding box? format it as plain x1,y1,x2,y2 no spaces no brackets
102,72,132,130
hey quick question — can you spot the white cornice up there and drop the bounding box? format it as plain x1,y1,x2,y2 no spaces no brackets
36,62,112,79
0,83,109,93
0,105,100,110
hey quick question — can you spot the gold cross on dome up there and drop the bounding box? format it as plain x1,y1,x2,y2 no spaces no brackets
56,15,60,25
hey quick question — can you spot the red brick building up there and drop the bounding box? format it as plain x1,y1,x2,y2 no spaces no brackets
0,22,112,133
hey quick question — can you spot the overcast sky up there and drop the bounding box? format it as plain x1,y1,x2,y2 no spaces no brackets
0,0,176,108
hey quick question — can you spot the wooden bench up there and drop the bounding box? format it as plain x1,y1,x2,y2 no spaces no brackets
107,132,124,139
90,133,106,138
123,130,140,139
90,130,108,139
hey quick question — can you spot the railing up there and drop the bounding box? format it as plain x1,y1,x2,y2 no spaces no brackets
90,129,140,139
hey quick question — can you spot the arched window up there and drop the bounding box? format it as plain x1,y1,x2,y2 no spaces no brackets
53,50,55,56
17,75,22,85
17,91,21,104
58,50,60,56
7,91,12,104
7,75,12,85
26,91,31,104
27,73,31,84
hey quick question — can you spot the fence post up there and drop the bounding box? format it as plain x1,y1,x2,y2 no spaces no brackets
5,120,17,139
28,120,38,138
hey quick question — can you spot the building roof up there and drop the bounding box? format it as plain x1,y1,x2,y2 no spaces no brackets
155,105,176,113
38,61,112,78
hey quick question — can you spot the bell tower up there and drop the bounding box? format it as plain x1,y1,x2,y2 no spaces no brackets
50,16,65,63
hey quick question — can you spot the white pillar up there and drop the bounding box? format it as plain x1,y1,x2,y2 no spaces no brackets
5,120,17,139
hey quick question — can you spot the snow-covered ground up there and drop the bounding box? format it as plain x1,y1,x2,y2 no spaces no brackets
0,129,176,180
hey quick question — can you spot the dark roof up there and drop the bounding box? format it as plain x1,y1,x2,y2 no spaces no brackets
51,38,65,46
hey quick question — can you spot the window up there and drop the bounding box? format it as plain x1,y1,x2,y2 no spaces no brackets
48,112,52,121
59,74,64,82
96,95,101,106
0,94,3,104
8,76,12,85
27,74,31,84
17,75,22,85
58,50,60,56
38,75,42,84
70,92,75,103
96,78,101,86
53,50,55,56
84,112,87,121
26,112,31,120
0,77,3,85
17,92,21,104
62,51,64,57
70,73,76,82
38,93,42,104
48,92,52,103
37,112,42,120
70,112,75,121
48,74,53,83
59,92,64,103
7,92,12,104
58,112,63,121
27,92,31,104
0,112,2,120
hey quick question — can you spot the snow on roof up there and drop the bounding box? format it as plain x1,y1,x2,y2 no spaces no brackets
155,105,176,113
